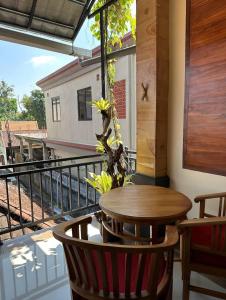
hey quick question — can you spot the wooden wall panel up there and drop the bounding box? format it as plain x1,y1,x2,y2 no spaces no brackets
184,0,226,176
136,0,169,178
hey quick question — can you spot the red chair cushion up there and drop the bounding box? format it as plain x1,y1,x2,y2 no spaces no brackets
191,225,226,268
90,250,166,294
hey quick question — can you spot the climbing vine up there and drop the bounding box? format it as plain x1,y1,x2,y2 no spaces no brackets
86,0,136,194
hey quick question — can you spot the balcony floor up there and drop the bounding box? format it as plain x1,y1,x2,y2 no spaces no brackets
0,220,226,300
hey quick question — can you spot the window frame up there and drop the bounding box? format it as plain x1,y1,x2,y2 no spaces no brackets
77,87,92,121
51,96,61,122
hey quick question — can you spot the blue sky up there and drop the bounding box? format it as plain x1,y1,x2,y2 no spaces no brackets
0,20,99,101
0,2,135,102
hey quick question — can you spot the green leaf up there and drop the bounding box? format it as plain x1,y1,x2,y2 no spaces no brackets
92,98,111,112
85,171,112,194
123,174,134,186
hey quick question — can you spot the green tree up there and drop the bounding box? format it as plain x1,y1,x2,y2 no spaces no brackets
21,89,46,128
0,80,18,120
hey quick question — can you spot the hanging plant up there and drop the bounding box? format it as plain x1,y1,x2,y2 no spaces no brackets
85,0,136,194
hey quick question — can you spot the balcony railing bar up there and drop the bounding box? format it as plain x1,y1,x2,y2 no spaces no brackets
50,170,54,212
60,169,63,213
77,166,81,207
85,165,88,207
0,150,135,171
0,159,104,178
39,173,44,221
93,163,97,204
17,176,23,229
0,153,103,170
5,178,12,238
69,167,72,211
29,173,34,223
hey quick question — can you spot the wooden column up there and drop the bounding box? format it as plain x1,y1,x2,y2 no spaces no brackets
19,138,24,155
136,0,169,184
28,141,33,160
42,142,48,160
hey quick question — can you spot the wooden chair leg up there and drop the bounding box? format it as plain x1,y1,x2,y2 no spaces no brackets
182,279,190,300
71,289,86,300
167,282,173,300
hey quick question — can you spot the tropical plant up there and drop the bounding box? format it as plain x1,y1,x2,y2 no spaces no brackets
92,98,111,112
86,171,112,194
85,0,136,193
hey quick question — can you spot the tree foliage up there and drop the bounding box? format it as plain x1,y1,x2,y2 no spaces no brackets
0,80,18,121
90,0,136,48
0,81,46,128
21,89,46,129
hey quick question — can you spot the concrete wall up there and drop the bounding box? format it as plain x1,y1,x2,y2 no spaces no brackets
44,54,136,157
168,0,226,217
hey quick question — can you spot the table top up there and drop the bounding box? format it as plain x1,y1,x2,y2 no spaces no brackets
99,185,192,223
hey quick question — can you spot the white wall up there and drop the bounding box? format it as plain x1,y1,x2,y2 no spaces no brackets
168,0,226,217
44,54,136,156
45,67,102,147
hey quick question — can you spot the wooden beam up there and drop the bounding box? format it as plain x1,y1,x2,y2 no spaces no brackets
0,26,92,57
136,0,169,178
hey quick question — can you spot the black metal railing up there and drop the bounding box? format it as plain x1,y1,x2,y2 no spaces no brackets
0,151,136,241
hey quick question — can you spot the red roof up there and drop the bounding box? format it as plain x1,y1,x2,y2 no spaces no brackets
0,121,38,131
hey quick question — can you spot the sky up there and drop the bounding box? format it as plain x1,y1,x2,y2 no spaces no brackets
0,19,99,102
0,2,136,102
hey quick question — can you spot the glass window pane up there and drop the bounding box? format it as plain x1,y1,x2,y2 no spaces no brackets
52,97,60,122
53,104,56,121
86,88,92,120
57,102,61,121
77,87,92,121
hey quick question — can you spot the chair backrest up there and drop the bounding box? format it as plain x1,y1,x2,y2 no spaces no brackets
179,217,226,266
195,193,226,218
193,193,226,255
53,216,178,300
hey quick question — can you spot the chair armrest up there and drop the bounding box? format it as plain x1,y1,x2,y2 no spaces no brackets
194,192,226,203
178,216,226,229
53,215,93,242
162,225,179,248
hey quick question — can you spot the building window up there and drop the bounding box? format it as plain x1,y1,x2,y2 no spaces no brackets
52,97,61,122
77,87,92,121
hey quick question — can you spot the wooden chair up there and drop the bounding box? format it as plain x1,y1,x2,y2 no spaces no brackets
101,212,165,244
178,192,226,299
53,215,178,300
101,212,153,243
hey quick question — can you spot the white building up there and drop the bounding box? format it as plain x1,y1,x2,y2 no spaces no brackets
37,35,136,159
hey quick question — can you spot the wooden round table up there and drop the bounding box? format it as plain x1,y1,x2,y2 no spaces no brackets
99,185,192,242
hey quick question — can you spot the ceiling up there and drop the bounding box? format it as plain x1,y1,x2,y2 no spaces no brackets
0,0,95,56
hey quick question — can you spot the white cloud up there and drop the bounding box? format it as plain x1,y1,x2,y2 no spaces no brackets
29,55,57,67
